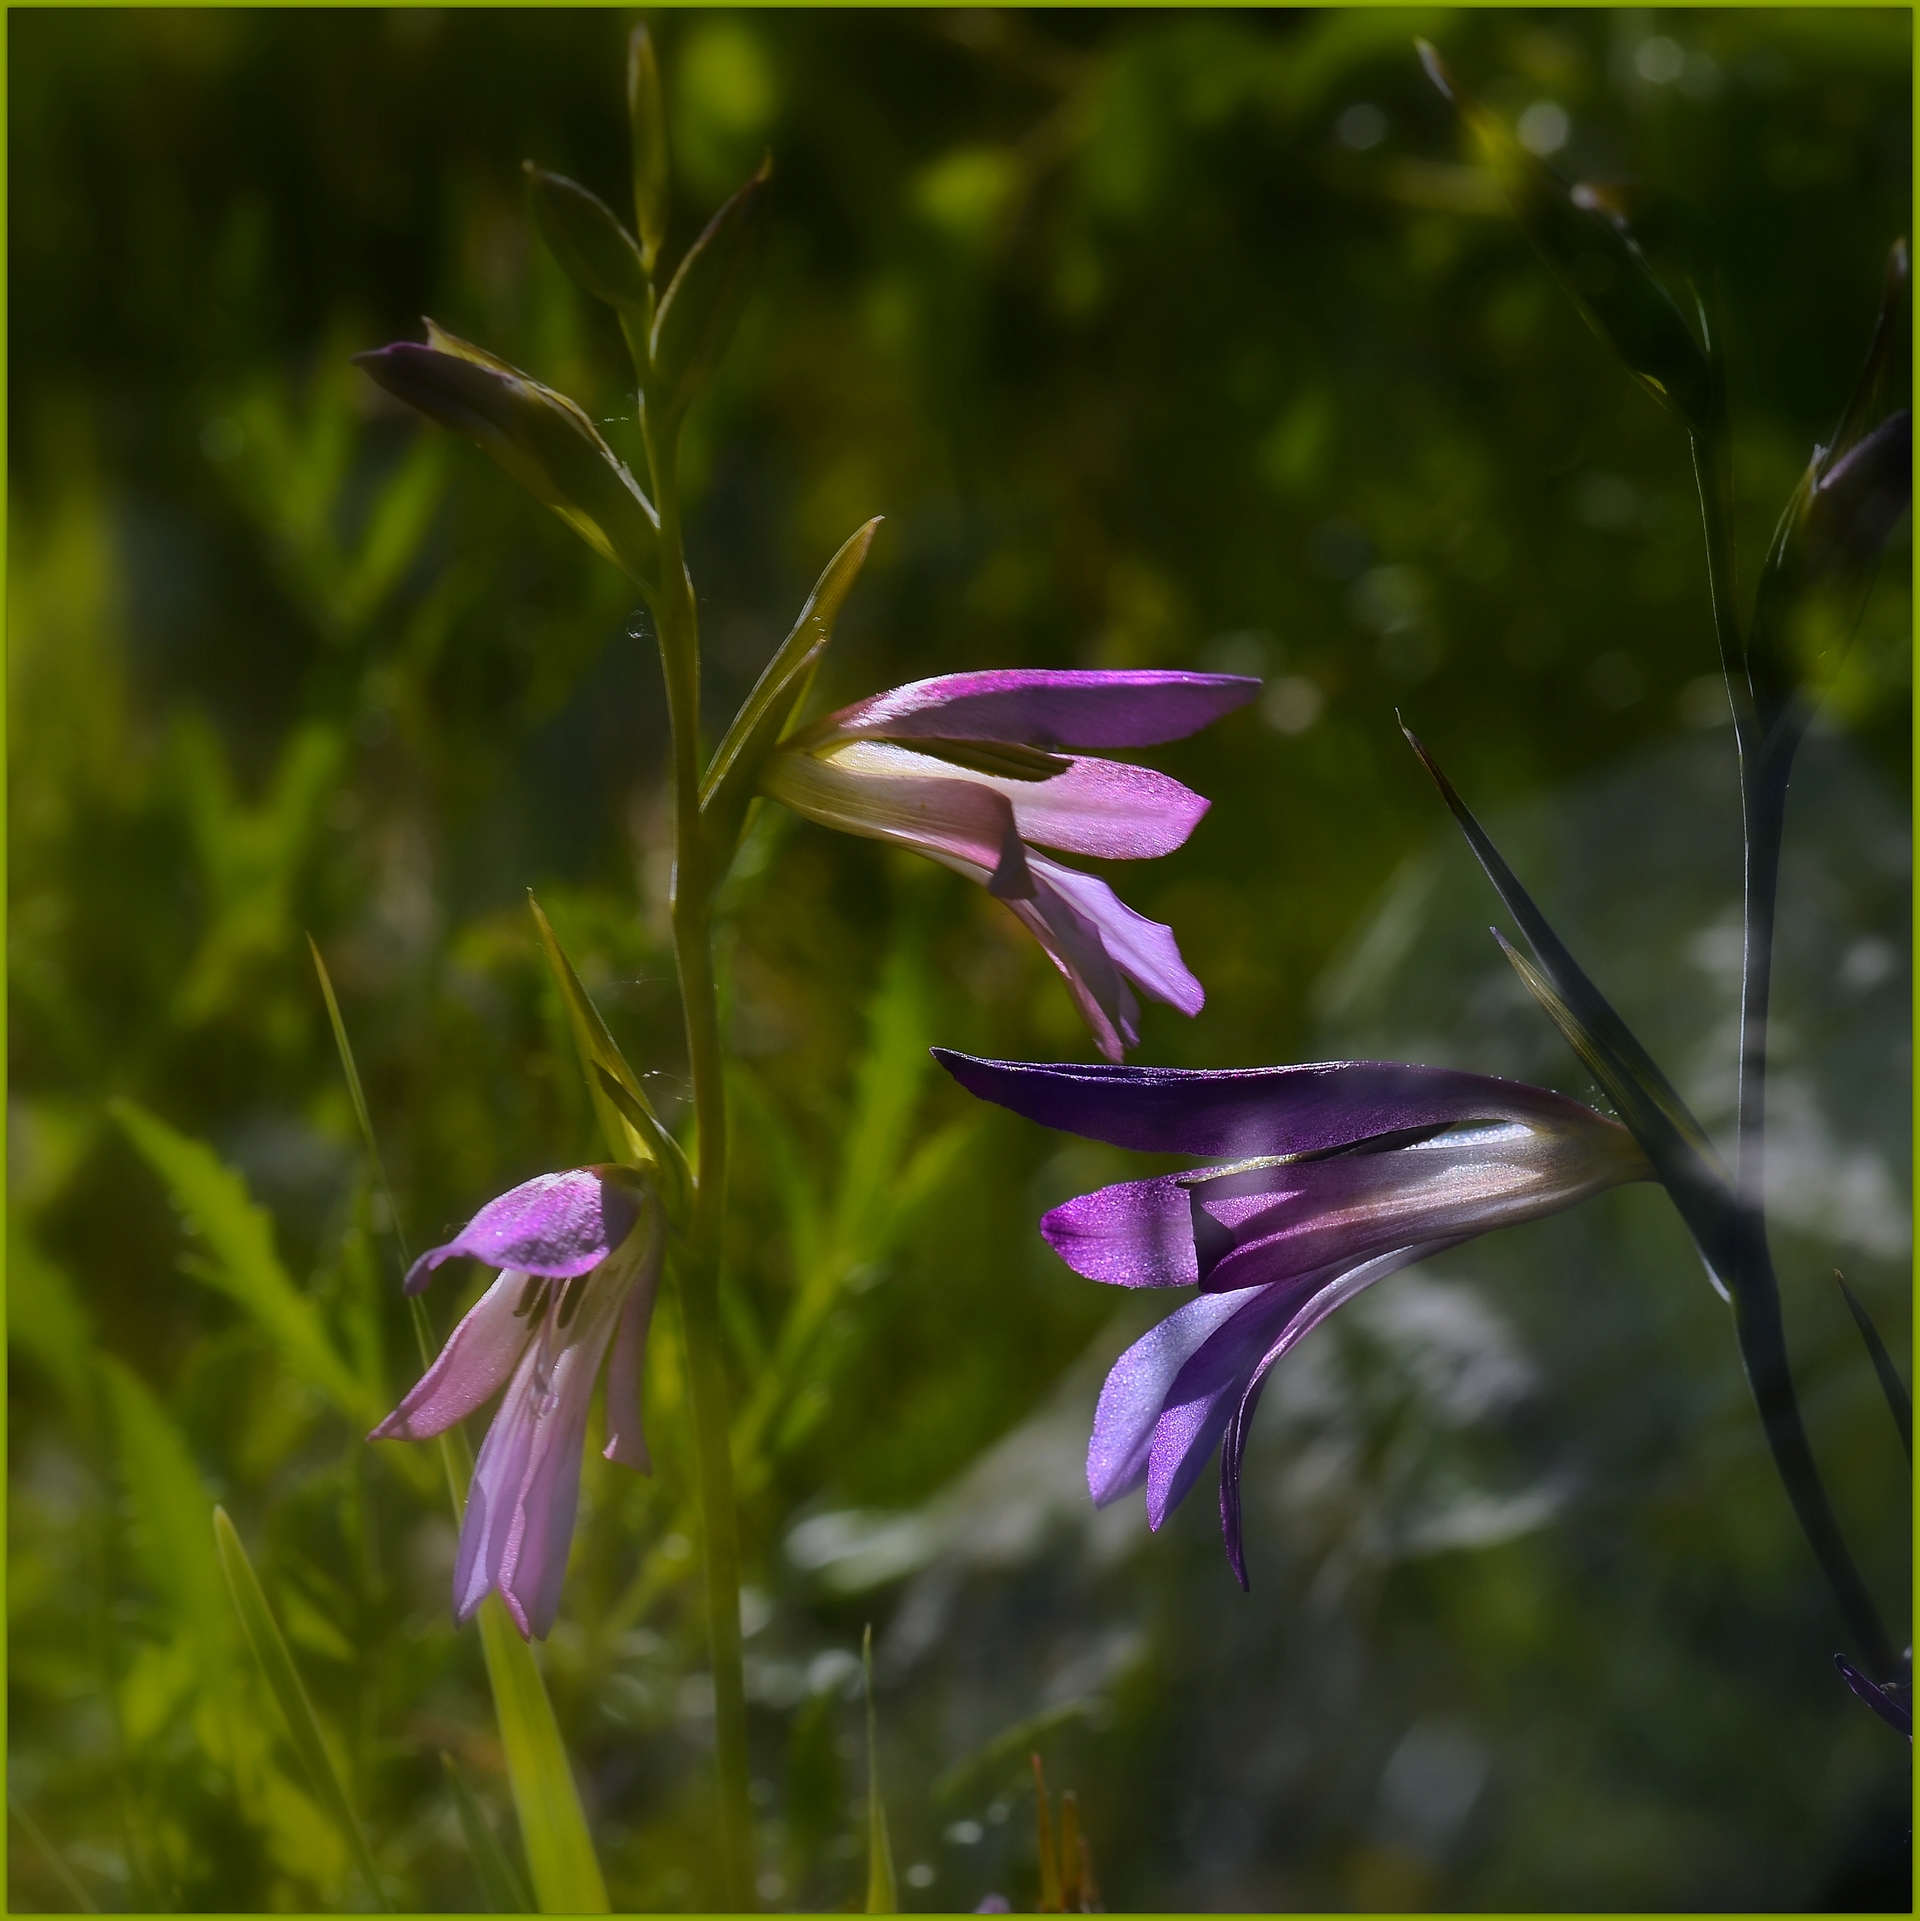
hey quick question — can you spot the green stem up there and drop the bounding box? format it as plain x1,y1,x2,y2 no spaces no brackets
645,404,757,1912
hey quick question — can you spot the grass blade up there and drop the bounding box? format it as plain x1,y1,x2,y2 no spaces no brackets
477,1597,610,1914
863,1625,897,1914
213,1506,389,1909
113,1100,378,1425
443,1752,534,1913
308,934,409,1261
1834,1270,1912,1464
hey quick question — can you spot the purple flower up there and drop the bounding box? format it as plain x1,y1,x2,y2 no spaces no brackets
762,669,1259,1060
935,1051,1652,1585
371,1167,662,1639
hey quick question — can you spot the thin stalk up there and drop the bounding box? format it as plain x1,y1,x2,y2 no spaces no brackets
1726,751,1898,1677
644,404,757,1912
1694,402,1902,1675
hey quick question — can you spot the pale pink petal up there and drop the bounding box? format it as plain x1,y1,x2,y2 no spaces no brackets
602,1212,663,1472
370,1269,536,1441
1029,856,1205,1017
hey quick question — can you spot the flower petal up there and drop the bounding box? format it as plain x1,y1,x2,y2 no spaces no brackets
370,1270,536,1441
1087,1287,1266,1506
933,1053,1615,1159
1042,1175,1198,1287
821,670,1261,749
762,741,1034,897
1028,857,1204,1016
1004,875,1140,1063
602,1209,664,1472
944,755,1211,861
405,1167,641,1295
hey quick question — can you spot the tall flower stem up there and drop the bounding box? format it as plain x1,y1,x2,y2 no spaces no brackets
647,418,758,1910
1693,437,1899,1679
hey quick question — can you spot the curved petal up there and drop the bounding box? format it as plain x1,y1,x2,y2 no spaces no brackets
1213,1242,1458,1588
820,669,1261,749
1042,1175,1198,1288
602,1207,664,1472
1005,875,1140,1063
990,757,1211,861
370,1269,535,1440
932,1053,1617,1160
405,1167,642,1295
1087,1287,1266,1506
762,742,1033,897
1028,857,1204,1015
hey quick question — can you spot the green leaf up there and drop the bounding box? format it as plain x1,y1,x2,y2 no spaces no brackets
1832,1270,1912,1465
1417,39,1714,431
8,1225,96,1415
862,1625,897,1915
477,1596,610,1914
701,516,882,874
111,1100,378,1426
526,893,690,1220
525,164,649,310
627,24,669,272
443,1752,534,1913
309,935,409,1259
648,156,772,436
213,1506,390,1909
355,326,660,590
8,1799,101,1914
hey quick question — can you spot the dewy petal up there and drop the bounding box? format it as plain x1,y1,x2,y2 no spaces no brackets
602,1207,664,1472
1043,1175,1199,1287
762,741,1034,897
370,1269,537,1441
1213,1241,1462,1587
977,757,1211,861
820,669,1261,750
405,1167,641,1295
1087,1287,1266,1506
932,1053,1618,1160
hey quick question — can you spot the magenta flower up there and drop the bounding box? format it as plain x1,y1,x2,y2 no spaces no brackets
935,1051,1652,1585
762,669,1259,1060
371,1167,662,1638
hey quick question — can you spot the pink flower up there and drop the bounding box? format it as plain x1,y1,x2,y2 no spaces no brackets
762,669,1259,1059
371,1167,662,1639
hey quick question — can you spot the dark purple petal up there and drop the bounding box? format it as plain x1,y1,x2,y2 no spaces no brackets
824,670,1260,749
1813,408,1912,568
932,1052,1607,1159
403,1168,640,1295
1087,1287,1266,1506
370,1270,535,1440
1835,1654,1913,1737
1043,1175,1199,1287
1213,1243,1459,1586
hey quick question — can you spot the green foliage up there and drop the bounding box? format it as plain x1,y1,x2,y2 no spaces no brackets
9,9,1909,1913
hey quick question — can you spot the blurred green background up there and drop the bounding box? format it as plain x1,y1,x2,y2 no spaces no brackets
8,6,1911,1911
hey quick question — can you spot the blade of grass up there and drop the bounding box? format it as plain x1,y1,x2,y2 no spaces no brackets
863,1626,897,1915
477,1597,610,1914
213,1506,389,1909
309,935,409,1262
443,1752,534,1913
1833,1270,1912,1464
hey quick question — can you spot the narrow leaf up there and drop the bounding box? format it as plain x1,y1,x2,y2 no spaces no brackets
355,328,659,590
527,893,690,1218
701,516,882,871
477,1596,610,1914
863,1625,897,1915
1833,1270,1912,1464
1417,39,1713,430
309,935,410,1263
1400,728,1715,1162
1032,1754,1062,1914
1057,1790,1083,1913
648,157,772,435
112,1100,377,1425
443,1752,534,1913
525,165,649,309
627,24,669,271
213,1507,390,1909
